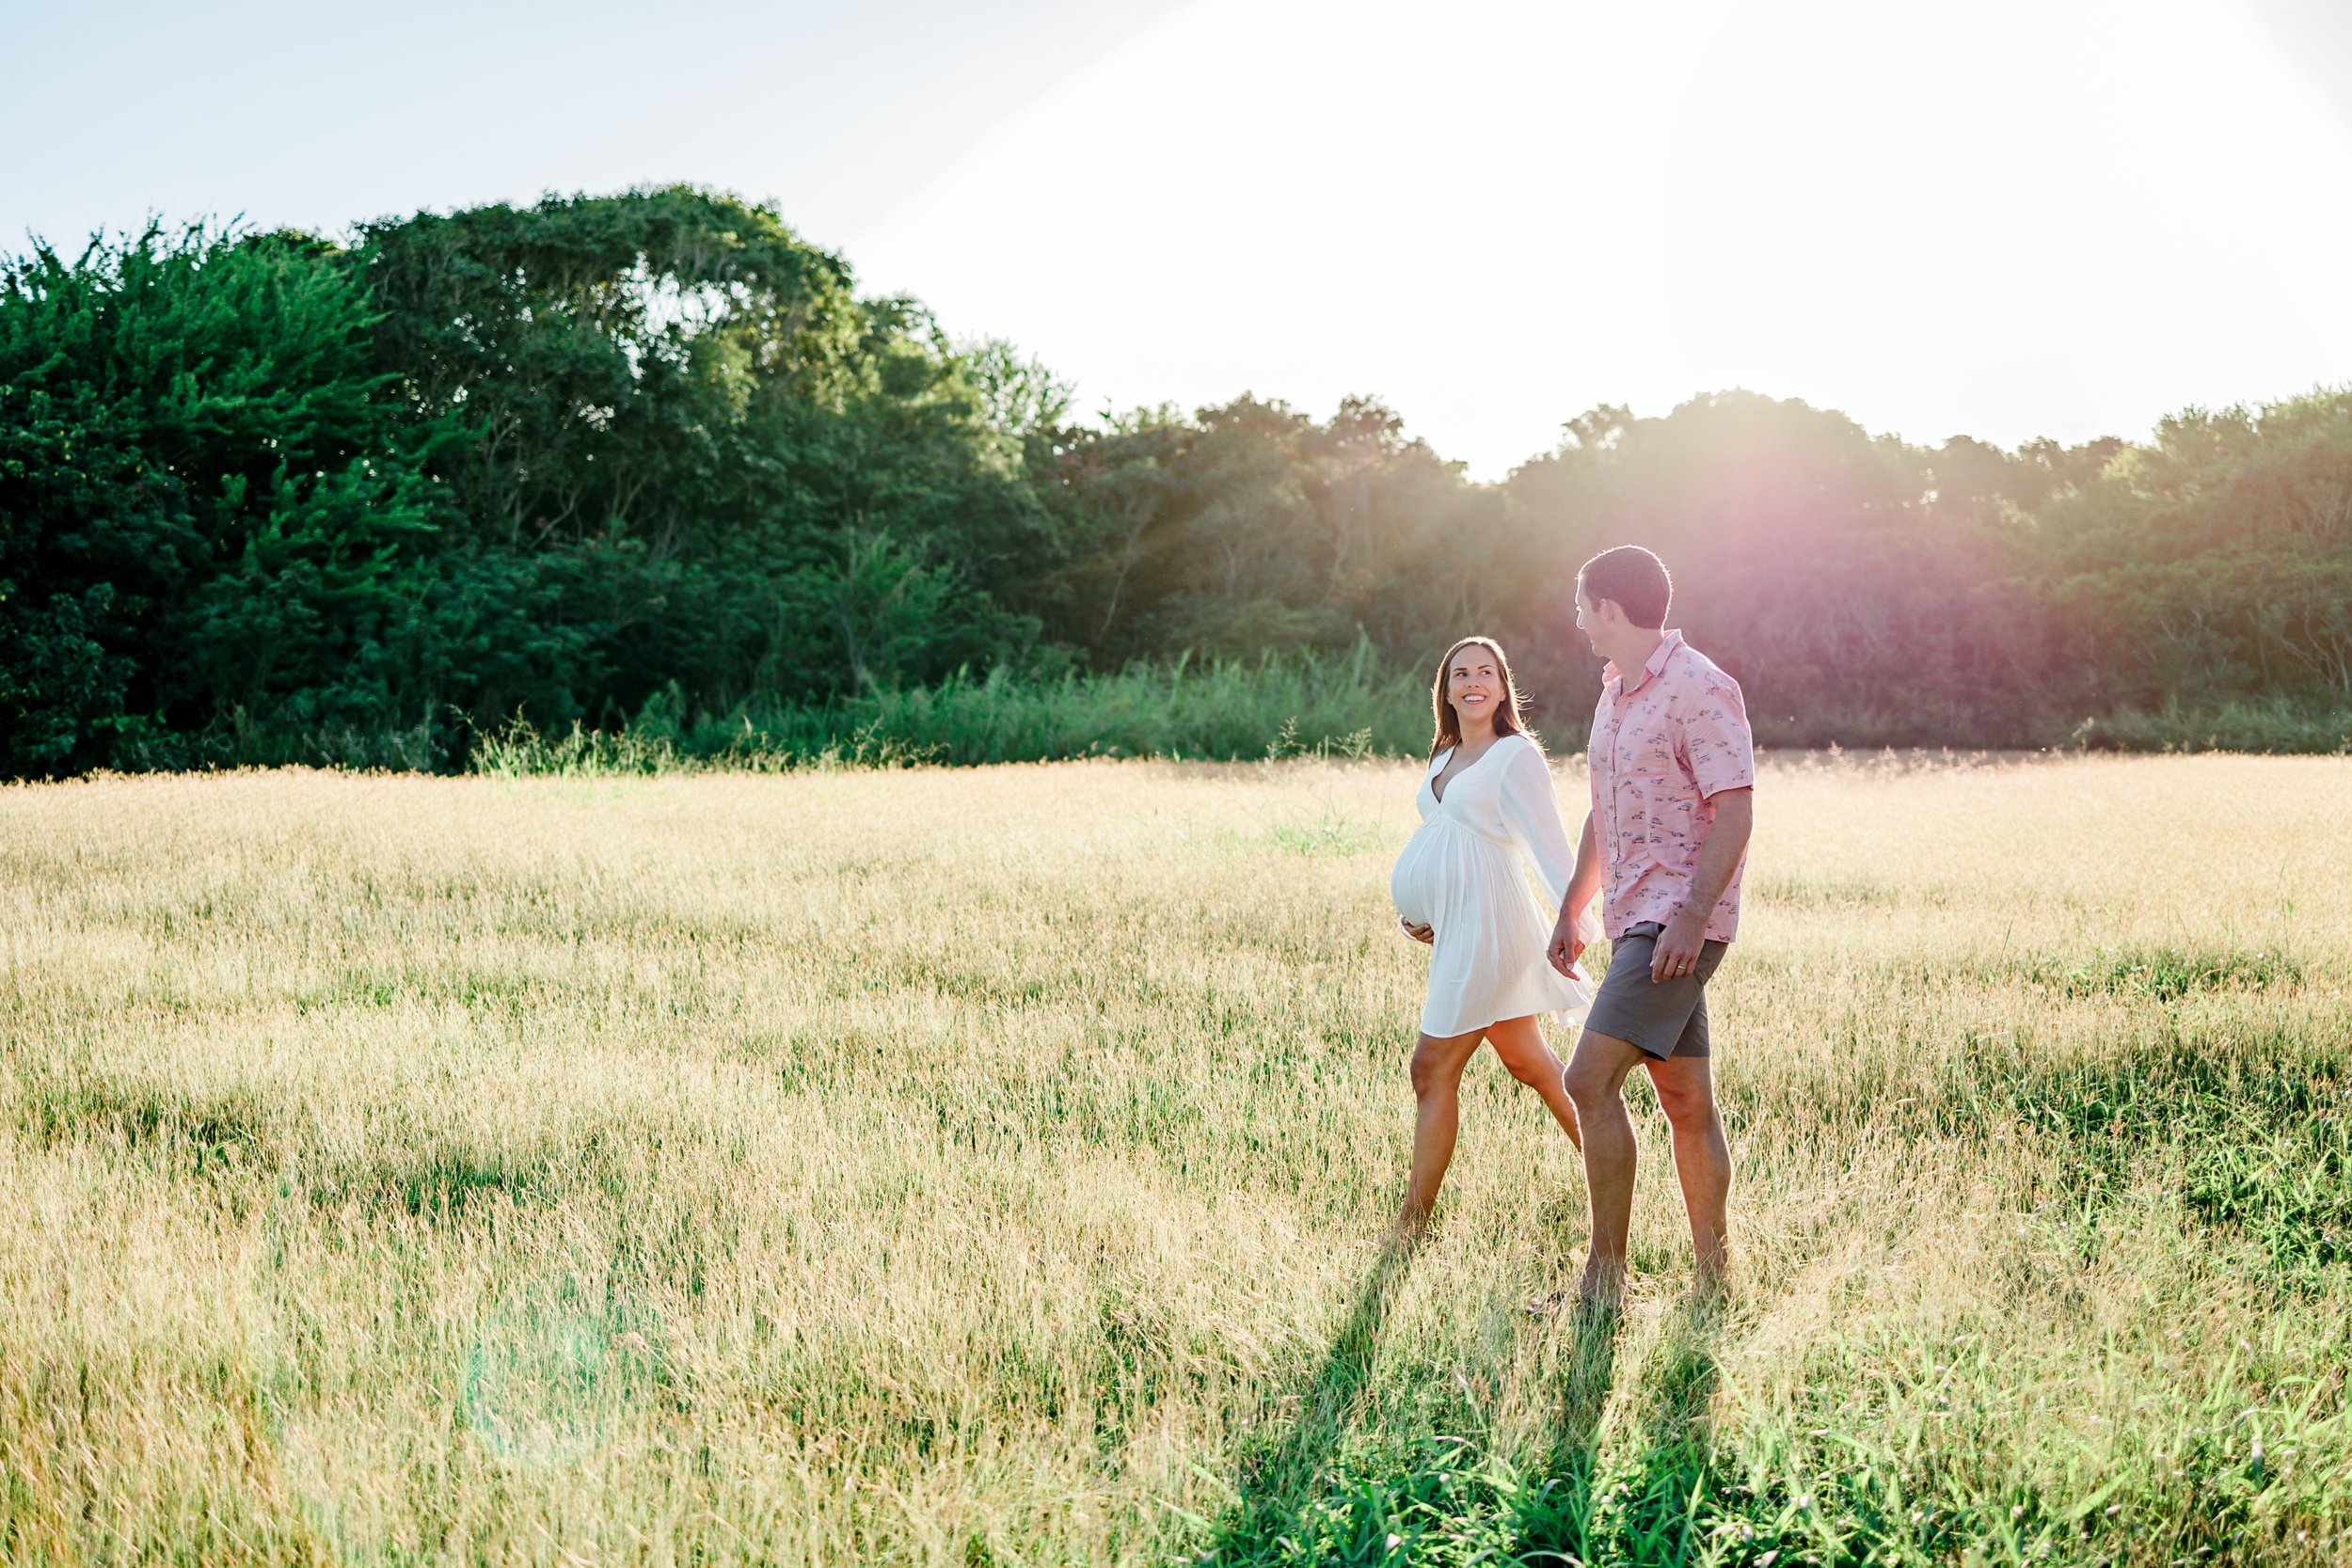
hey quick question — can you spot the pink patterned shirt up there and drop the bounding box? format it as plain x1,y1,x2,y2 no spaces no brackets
1588,630,1756,942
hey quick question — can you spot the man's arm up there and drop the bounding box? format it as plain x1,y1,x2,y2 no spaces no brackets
1649,787,1752,982
1546,813,1604,975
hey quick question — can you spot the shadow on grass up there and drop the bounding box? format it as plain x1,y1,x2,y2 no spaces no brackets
1507,1296,1629,1562
1194,1259,1686,1565
1616,1303,1727,1563
1197,1243,1414,1563
1513,1295,1726,1566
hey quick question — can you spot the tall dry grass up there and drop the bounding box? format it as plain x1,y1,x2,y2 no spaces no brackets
2,753,2347,1565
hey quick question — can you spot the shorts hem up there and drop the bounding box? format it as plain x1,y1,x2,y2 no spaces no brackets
1581,1007,1706,1060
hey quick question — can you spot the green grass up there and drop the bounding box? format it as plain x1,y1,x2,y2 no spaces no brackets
463,659,2352,779
1,753,2349,1564
93,652,2352,783
2085,696,2352,755
476,643,1436,775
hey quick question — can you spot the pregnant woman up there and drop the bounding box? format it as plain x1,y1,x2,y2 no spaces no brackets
1390,635,1597,1242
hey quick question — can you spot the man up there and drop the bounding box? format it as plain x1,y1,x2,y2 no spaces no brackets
1547,545,1755,1304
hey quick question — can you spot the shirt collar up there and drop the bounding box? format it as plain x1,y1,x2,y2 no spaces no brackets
1604,629,1684,696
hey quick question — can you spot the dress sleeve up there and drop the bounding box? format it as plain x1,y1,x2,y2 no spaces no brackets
1497,739,1575,911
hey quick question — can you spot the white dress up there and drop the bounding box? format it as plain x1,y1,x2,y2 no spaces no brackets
1391,733,1597,1037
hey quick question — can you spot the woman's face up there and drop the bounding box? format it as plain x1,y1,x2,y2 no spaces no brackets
1447,646,1504,729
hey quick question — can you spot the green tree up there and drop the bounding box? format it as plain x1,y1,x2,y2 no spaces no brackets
356,187,1059,716
0,224,447,774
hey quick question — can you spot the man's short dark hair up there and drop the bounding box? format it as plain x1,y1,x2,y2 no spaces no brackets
1577,545,1672,630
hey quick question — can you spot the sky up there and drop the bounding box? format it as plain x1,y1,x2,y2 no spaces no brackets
8,0,2352,477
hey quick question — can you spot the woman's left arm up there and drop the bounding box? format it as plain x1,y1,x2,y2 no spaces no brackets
1497,741,1576,911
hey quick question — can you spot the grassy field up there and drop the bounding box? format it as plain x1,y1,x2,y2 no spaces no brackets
3,753,2348,1566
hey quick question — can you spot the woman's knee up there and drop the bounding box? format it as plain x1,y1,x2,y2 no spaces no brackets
1493,1038,1556,1088
1407,1040,1450,1098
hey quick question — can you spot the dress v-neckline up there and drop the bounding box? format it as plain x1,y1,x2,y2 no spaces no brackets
1431,736,1504,803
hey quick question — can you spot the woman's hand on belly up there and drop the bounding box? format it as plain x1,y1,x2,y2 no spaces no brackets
1398,917,1435,945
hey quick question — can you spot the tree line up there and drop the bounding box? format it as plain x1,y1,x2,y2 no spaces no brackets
4,184,2347,777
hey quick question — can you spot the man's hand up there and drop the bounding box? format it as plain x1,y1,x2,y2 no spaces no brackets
1650,907,1708,983
1547,911,1587,976
1399,918,1435,945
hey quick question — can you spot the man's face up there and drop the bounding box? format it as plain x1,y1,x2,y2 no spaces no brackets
1573,584,1608,657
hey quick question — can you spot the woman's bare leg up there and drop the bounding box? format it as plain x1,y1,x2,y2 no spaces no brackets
1395,1027,1486,1241
1483,1014,1583,1152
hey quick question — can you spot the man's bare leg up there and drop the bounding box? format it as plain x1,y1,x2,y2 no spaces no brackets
1562,1028,1651,1301
1645,1053,1733,1294
1484,1015,1583,1151
1393,1028,1487,1243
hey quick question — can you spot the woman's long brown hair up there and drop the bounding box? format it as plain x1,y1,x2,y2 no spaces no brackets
1428,635,1537,760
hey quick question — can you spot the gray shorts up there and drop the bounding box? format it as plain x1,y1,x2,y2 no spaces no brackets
1584,922,1729,1059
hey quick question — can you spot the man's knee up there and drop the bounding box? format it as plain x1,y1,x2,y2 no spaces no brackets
1650,1070,1720,1130
1563,1055,1619,1111
1566,1029,1646,1111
